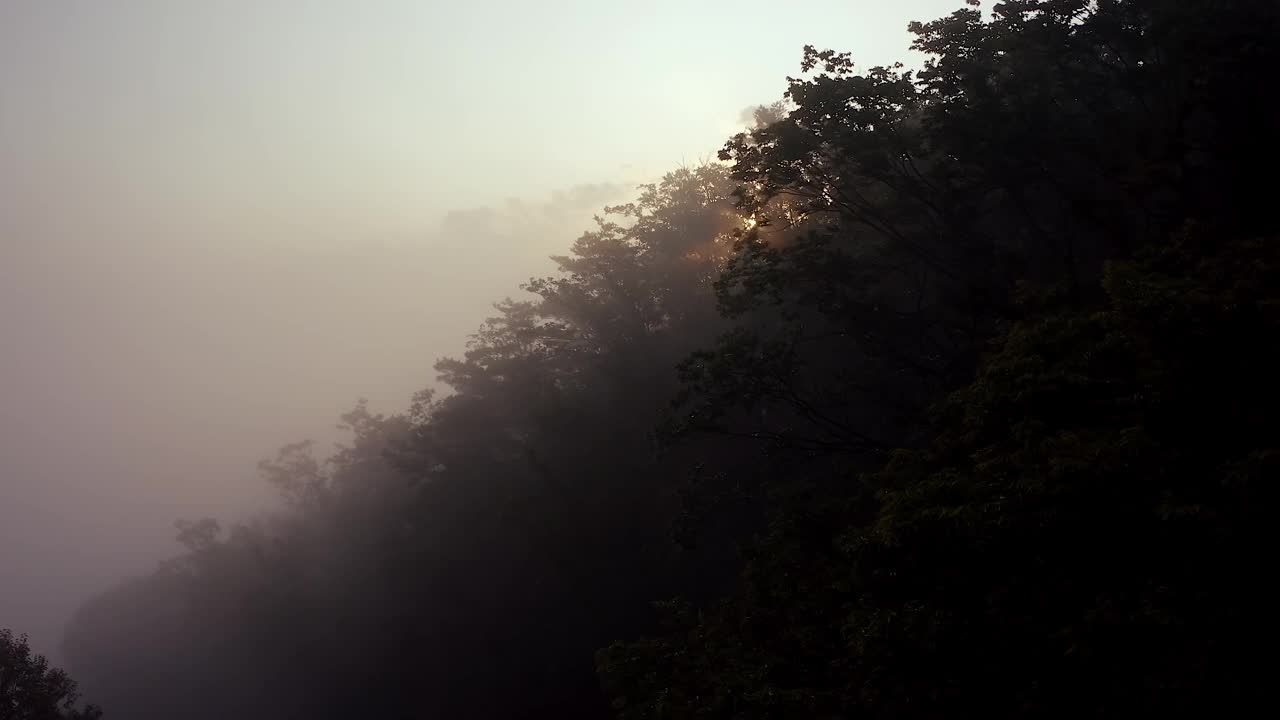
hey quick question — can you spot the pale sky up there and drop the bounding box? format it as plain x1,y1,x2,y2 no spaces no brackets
0,0,964,660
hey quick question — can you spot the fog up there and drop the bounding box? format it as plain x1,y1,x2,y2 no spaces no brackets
0,180,627,663
1,0,959,666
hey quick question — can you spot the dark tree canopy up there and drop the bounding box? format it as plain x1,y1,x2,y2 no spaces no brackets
599,230,1279,718
1,629,100,720
58,1,1279,718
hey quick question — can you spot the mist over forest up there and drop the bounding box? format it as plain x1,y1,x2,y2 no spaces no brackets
3,1,1278,718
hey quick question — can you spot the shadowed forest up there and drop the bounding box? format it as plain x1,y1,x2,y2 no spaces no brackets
4,1,1279,717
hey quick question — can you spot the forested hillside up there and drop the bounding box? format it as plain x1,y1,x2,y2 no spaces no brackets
40,1,1280,718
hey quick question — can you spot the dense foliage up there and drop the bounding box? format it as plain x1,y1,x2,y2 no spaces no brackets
1,629,100,720
599,231,1279,718
57,1,1278,717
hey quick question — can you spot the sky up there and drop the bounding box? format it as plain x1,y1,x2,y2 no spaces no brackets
0,0,964,661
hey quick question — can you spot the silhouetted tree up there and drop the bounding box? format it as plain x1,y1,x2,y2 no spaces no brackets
600,1,1280,717
1,629,100,720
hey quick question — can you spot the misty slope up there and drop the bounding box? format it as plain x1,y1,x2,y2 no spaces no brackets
0,181,623,666
41,1,1280,719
